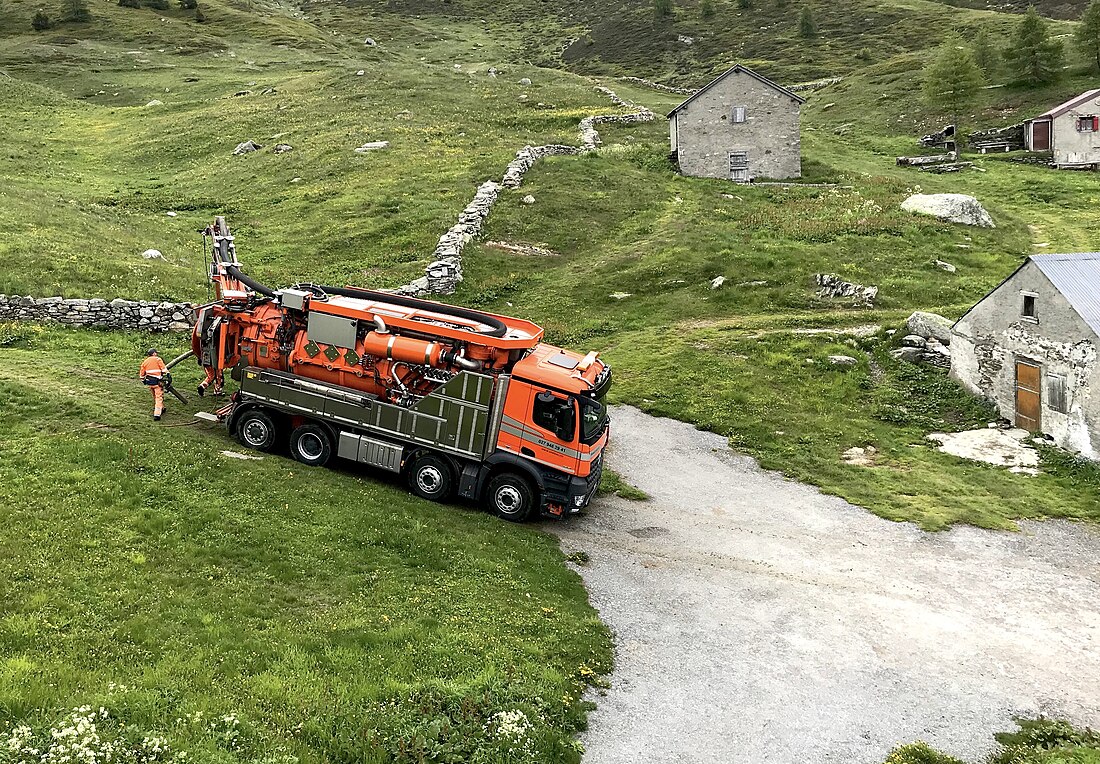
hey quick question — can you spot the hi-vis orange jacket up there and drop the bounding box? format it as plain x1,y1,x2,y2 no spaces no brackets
139,355,168,382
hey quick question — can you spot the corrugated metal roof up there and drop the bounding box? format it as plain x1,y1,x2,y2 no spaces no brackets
1032,252,1100,336
1033,88,1100,120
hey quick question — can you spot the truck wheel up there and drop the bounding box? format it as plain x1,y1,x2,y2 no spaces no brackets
487,473,536,523
407,454,454,502
290,424,333,467
235,409,278,452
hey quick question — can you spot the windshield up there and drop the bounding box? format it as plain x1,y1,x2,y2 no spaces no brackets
579,393,608,444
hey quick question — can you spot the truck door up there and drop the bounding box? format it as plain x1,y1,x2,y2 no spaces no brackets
522,389,582,475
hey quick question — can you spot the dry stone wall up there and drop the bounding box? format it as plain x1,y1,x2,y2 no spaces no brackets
395,86,653,296
0,294,195,332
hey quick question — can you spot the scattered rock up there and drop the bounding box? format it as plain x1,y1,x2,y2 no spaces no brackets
900,193,995,228
233,140,261,155
519,77,532,85
890,346,925,363
484,241,559,258
141,249,164,260
364,37,376,46
609,292,633,300
841,445,878,466
828,355,859,366
815,273,878,307
354,140,389,152
926,428,1040,474
356,70,365,76
522,194,535,204
935,259,957,273
145,99,163,107
166,211,177,217
232,89,252,97
273,143,293,153
677,34,694,44
290,177,302,183
901,334,927,348
738,280,768,287
905,311,953,345
488,67,498,77
710,276,726,290
221,450,263,461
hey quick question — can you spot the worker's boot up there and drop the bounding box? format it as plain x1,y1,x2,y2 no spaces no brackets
197,384,206,398
153,413,161,421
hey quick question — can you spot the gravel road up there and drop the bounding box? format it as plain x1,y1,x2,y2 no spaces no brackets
552,406,1100,764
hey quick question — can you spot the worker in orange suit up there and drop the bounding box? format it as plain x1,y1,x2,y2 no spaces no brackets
139,348,169,420
197,365,224,398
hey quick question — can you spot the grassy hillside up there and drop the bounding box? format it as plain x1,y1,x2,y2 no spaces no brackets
0,325,610,762
2,0,1100,755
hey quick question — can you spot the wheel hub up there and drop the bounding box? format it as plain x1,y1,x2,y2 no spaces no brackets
244,420,269,446
496,485,522,514
299,433,324,460
417,465,443,494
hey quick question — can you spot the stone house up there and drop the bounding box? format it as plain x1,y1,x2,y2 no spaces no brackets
1023,88,1100,168
950,253,1100,458
667,64,804,182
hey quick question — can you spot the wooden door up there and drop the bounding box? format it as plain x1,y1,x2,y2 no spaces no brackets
1015,360,1042,432
1032,119,1051,151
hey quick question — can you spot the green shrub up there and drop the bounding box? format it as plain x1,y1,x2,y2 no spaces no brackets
118,0,140,8
883,742,966,764
991,718,1100,763
654,0,673,16
799,6,817,37
700,0,715,16
31,9,50,29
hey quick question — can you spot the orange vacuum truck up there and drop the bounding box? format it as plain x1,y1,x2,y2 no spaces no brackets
189,218,610,521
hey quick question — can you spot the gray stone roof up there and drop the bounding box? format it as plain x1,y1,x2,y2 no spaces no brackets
666,64,806,118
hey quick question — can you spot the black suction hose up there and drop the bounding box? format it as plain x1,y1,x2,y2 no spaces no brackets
318,284,508,338
222,265,507,338
224,265,277,297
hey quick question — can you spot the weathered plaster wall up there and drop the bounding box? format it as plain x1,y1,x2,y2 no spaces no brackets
0,294,195,332
1052,94,1100,165
951,260,1100,457
673,70,801,181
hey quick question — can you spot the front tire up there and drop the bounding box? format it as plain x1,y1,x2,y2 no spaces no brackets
487,473,536,523
235,409,278,452
289,424,333,467
407,453,455,502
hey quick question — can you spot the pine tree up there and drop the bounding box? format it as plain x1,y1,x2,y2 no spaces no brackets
61,0,89,21
923,35,985,142
700,0,715,16
31,9,50,28
798,6,817,37
1076,0,1100,70
972,27,999,77
1004,5,1063,84
654,0,673,16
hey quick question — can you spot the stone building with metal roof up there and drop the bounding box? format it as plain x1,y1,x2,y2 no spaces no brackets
1024,89,1100,168
667,64,804,182
951,253,1100,458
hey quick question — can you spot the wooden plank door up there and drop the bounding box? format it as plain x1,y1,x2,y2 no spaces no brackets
1015,360,1042,432
1032,119,1051,151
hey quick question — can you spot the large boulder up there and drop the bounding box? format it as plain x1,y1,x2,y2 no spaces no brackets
906,311,953,345
900,193,994,228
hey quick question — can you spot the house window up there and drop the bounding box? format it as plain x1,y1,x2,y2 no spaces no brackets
729,151,748,181
1022,293,1038,321
731,106,747,123
1076,115,1099,132
1046,373,1068,414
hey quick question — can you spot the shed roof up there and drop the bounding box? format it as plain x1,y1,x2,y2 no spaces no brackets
1031,252,1100,336
1029,88,1100,121
954,252,1100,338
666,64,806,118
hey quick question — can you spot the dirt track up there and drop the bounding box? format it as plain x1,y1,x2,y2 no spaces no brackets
553,406,1100,764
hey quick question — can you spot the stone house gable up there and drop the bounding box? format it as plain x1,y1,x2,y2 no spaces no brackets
668,64,804,181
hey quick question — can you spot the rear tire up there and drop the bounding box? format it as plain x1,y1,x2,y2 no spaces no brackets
407,453,455,503
235,409,278,452
487,473,536,523
289,424,333,467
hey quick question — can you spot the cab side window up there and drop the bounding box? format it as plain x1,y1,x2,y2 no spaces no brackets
532,391,576,441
